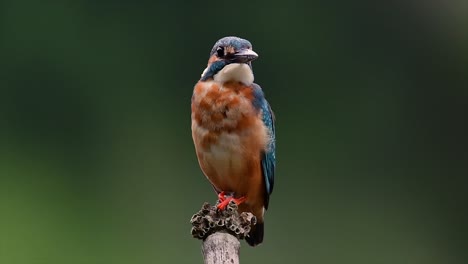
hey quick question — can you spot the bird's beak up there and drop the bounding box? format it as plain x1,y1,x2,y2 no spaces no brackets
231,49,258,63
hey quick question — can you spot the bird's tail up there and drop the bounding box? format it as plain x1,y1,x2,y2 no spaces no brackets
246,222,264,247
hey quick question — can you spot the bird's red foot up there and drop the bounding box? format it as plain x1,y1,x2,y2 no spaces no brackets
218,191,226,202
217,196,246,210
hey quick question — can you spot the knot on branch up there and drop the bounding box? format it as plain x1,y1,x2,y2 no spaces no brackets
190,201,257,241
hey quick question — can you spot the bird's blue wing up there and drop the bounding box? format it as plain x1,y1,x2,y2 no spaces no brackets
252,84,276,210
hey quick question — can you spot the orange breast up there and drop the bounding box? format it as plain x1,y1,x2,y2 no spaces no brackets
191,80,269,220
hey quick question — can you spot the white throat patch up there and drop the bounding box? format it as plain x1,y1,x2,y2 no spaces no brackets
213,63,254,86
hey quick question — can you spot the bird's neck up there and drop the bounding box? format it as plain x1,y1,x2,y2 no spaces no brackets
213,63,254,86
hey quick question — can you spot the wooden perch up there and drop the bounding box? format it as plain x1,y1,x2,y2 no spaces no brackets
191,201,257,264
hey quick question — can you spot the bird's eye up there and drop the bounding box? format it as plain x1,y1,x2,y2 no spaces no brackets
216,46,224,57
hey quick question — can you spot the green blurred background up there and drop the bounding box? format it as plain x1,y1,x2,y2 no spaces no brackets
1,1,467,263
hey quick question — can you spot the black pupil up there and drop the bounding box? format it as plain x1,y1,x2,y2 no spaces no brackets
216,47,224,57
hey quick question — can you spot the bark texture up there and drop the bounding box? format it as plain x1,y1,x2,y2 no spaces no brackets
202,232,240,264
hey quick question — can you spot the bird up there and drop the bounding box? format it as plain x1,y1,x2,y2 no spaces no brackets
191,36,276,246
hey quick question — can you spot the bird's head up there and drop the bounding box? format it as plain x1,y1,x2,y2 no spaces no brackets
200,36,258,85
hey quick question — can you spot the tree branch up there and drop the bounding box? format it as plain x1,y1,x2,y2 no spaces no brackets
191,201,257,264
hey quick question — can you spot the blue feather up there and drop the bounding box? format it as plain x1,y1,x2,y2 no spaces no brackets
252,84,276,210
200,60,226,81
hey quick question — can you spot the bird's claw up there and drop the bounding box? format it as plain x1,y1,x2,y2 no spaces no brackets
218,191,226,202
217,195,246,210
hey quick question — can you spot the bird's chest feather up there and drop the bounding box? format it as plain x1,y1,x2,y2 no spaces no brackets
191,81,268,175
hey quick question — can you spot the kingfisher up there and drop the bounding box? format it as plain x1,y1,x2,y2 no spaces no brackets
191,36,276,246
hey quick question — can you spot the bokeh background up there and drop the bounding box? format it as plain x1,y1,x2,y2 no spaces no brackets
1,1,467,263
